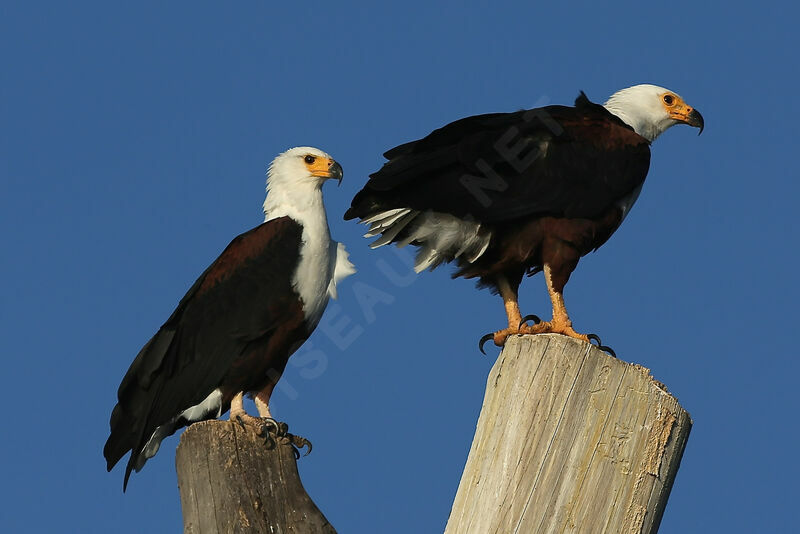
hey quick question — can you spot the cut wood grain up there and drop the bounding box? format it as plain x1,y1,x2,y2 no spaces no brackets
445,334,691,534
176,419,335,534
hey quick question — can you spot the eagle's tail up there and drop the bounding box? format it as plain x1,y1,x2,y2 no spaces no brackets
103,327,177,491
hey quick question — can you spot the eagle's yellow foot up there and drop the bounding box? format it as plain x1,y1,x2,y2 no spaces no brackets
480,316,616,357
259,420,312,458
231,407,260,428
525,318,617,357
479,315,542,354
230,410,312,456
287,433,313,458
525,318,591,342
479,328,511,353
230,405,278,447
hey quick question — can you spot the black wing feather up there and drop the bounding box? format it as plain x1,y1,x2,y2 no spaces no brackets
346,94,650,224
103,216,304,488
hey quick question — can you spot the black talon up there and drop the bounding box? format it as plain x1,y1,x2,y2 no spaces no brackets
255,425,276,449
585,334,615,357
255,418,282,449
257,417,280,436
292,436,313,457
277,421,290,437
518,314,542,329
586,333,602,346
479,332,495,355
235,414,247,430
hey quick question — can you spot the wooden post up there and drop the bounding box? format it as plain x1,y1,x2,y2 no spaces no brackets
445,334,691,534
176,419,336,534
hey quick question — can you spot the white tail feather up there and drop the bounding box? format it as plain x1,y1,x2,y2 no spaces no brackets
360,209,492,271
369,211,418,248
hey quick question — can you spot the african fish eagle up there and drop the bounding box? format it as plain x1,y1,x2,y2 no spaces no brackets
104,147,355,490
345,84,703,351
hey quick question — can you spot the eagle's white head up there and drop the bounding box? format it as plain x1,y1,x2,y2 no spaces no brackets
603,84,704,142
263,146,343,220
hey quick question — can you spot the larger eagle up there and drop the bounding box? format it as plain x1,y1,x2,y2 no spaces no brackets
345,85,703,351
104,147,355,490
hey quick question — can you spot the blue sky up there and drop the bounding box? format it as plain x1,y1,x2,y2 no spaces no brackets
2,1,797,532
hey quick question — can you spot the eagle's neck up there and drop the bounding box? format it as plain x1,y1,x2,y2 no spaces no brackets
264,178,324,218
264,186,334,328
602,103,661,143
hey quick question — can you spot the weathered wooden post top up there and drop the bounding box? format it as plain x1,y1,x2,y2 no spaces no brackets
445,334,691,534
176,420,336,534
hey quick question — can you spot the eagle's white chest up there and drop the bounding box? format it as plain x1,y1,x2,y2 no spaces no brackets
266,193,355,329
294,220,335,328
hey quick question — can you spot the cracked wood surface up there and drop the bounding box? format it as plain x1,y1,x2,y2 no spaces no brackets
176,420,335,534
445,335,691,534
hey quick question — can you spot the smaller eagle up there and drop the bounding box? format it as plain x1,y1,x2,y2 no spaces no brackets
104,147,355,490
345,85,703,352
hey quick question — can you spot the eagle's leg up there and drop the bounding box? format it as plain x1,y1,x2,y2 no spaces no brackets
230,392,256,424
488,276,524,347
228,390,289,450
255,398,287,441
527,263,591,342
253,389,283,436
254,394,274,419
229,391,280,447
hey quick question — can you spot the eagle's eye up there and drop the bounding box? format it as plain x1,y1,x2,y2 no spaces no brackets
304,155,317,164
663,94,675,106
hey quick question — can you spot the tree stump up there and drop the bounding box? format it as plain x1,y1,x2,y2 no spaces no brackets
176,419,336,534
445,334,691,534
